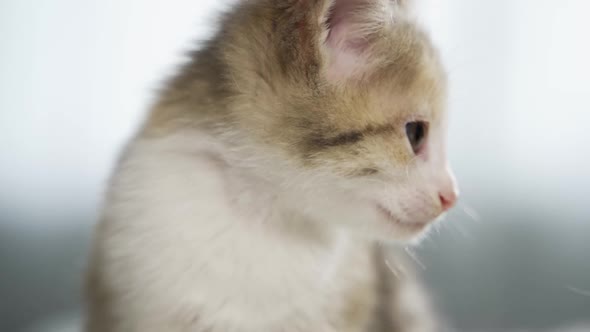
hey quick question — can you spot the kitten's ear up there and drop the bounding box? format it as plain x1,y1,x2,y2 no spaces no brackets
318,0,408,82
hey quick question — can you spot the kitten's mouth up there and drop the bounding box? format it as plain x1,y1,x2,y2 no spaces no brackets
376,204,429,233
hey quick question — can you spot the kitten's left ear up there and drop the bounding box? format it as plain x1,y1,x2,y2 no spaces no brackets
318,0,409,82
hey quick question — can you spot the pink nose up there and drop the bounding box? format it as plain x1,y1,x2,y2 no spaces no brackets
439,189,458,212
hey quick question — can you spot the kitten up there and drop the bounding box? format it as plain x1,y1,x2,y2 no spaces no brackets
86,0,458,331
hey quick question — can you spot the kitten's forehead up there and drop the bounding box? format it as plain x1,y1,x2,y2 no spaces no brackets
322,34,447,130
376,23,446,109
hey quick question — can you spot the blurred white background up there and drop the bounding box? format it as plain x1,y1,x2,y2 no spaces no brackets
1,0,589,331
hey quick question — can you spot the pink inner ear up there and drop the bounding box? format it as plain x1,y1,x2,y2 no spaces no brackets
324,0,373,80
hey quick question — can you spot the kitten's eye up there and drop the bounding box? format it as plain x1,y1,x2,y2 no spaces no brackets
405,121,429,154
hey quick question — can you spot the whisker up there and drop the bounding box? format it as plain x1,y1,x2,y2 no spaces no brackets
384,258,405,279
431,220,443,236
404,246,426,270
459,201,482,223
401,155,422,182
566,285,590,297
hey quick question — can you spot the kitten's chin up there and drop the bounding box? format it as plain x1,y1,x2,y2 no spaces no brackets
373,204,435,242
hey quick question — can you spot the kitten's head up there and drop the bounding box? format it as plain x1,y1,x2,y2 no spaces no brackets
226,0,458,241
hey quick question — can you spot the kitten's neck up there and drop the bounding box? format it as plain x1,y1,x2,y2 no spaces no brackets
221,149,334,245
171,139,367,325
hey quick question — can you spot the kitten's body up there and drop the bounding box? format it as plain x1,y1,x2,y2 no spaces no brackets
87,0,455,331
87,133,433,332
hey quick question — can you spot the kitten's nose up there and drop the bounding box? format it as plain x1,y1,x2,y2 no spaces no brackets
439,189,458,212
438,166,459,212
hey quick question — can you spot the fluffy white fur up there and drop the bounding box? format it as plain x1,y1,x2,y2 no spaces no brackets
92,130,381,331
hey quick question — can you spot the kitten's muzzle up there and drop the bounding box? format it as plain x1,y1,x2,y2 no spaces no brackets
436,165,459,212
